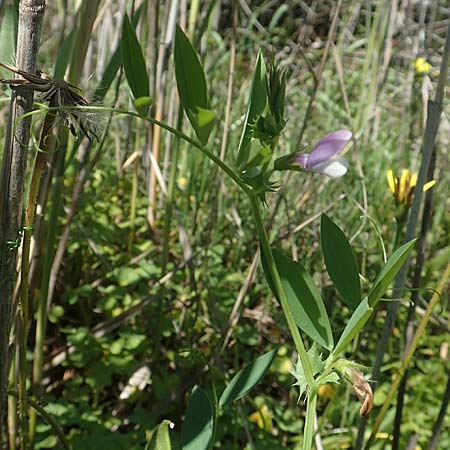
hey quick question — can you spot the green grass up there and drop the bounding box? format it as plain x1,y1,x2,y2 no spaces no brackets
0,1,449,449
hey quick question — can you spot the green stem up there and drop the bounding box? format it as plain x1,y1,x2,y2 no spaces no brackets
26,105,248,193
248,191,314,387
303,390,317,450
19,100,57,450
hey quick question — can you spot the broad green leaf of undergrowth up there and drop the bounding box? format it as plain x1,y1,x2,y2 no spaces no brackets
174,24,216,145
219,348,277,407
181,386,214,450
332,298,372,356
321,214,361,310
145,419,172,450
120,13,150,116
236,50,267,169
368,239,417,307
0,4,17,83
273,249,333,350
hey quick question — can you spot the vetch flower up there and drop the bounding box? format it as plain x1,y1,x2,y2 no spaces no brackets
275,130,352,178
387,169,435,206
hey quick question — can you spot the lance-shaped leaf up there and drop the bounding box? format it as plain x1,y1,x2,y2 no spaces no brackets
368,239,417,307
236,51,267,168
219,349,277,408
181,386,214,450
54,29,76,79
121,13,151,116
273,249,333,350
145,419,173,450
95,7,143,101
321,213,361,309
174,24,216,145
332,298,372,356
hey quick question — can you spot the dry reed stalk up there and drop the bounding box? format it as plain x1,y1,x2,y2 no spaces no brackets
0,1,45,445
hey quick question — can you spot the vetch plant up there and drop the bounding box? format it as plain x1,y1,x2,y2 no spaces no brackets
142,26,417,450
0,21,419,450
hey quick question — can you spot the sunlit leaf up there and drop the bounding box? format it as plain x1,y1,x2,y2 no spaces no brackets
368,239,417,307
321,214,361,309
174,24,215,145
332,298,372,356
120,13,150,115
94,7,143,101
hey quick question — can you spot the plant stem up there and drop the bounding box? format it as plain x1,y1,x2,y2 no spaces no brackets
303,391,318,450
248,192,313,385
248,191,316,448
0,2,45,445
19,98,57,450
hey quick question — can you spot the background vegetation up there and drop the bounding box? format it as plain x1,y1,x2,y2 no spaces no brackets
0,1,449,449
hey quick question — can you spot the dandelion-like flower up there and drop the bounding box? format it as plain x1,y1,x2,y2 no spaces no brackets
0,62,103,140
387,169,435,206
275,130,352,178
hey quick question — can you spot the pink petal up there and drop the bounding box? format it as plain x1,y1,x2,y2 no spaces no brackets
291,153,309,167
306,130,352,168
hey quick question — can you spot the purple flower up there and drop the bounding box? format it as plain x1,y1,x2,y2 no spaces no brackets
291,130,352,178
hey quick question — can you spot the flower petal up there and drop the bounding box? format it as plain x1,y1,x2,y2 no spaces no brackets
306,130,352,168
387,170,396,194
309,155,349,178
423,180,436,191
291,153,309,167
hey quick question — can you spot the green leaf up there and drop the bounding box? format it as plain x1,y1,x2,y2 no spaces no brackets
291,344,324,400
174,24,215,145
219,349,277,407
321,214,361,309
94,7,142,101
120,13,150,114
181,386,214,450
145,420,173,450
332,298,372,356
368,239,417,307
54,29,76,79
236,51,267,168
0,4,17,82
186,107,216,146
273,249,333,350
134,96,153,117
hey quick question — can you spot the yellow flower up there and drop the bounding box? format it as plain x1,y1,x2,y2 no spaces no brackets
318,384,334,400
177,176,187,190
248,404,273,432
414,57,432,75
387,169,435,206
